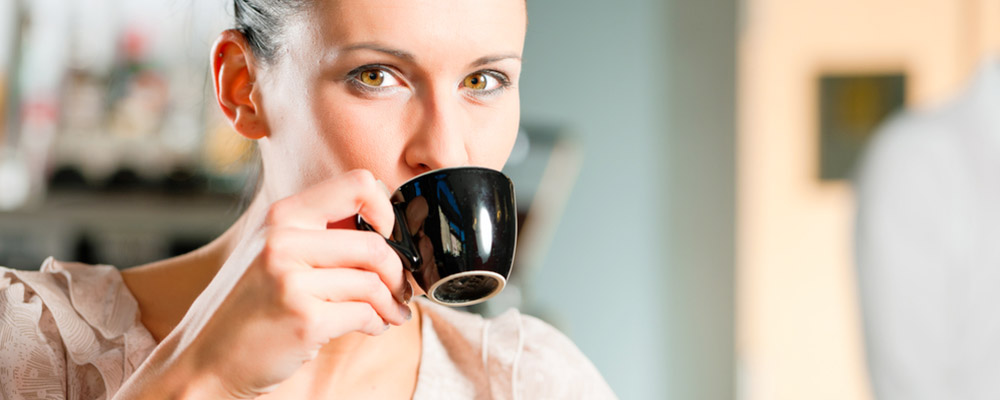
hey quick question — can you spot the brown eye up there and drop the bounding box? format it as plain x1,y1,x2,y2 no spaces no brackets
351,67,402,90
360,69,385,86
463,73,488,90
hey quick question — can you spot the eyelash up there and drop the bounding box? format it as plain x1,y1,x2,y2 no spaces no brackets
470,70,513,98
345,64,513,98
346,64,402,95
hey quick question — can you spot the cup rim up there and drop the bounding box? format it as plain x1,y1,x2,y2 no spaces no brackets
397,166,507,191
426,270,507,307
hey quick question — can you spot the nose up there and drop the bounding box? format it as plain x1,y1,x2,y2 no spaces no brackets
403,87,470,172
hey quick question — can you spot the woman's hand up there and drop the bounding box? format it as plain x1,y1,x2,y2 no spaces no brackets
117,170,413,399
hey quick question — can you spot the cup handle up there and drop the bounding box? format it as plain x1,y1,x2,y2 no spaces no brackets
355,205,422,271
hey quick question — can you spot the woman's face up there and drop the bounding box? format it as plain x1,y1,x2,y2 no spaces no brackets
253,0,527,196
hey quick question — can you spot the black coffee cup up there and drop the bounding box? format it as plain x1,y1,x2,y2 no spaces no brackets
356,167,517,307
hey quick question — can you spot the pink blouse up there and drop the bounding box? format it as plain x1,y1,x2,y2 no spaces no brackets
0,258,616,399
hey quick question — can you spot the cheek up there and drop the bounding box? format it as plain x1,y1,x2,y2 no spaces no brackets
469,98,520,170
311,96,408,174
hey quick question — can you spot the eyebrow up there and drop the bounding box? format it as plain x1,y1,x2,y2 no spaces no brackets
342,42,416,60
469,54,522,68
341,42,521,68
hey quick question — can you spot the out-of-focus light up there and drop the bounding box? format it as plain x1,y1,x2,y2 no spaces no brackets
0,151,29,210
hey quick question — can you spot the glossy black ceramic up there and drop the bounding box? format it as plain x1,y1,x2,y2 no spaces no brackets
357,167,517,307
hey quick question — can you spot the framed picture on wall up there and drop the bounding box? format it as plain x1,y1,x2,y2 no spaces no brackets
818,73,906,181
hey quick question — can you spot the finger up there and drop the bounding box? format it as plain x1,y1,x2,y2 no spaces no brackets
292,268,411,325
268,227,408,302
266,169,395,237
310,300,391,338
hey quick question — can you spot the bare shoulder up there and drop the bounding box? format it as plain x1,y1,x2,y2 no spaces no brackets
121,252,218,341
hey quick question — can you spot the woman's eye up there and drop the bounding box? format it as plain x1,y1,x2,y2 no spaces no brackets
462,72,504,91
353,67,401,88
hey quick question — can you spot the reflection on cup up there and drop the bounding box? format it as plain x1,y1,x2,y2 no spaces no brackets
356,167,517,307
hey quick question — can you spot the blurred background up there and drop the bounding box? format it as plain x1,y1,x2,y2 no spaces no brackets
2,0,999,399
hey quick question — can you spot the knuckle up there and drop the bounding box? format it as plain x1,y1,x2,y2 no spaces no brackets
284,297,308,320
261,229,290,262
265,197,297,226
346,169,376,187
357,305,380,330
347,170,378,209
364,232,391,264
359,271,384,297
300,310,325,343
276,271,300,300
249,229,287,278
290,310,315,342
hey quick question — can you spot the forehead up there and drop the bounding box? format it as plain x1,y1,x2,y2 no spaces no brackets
293,0,526,61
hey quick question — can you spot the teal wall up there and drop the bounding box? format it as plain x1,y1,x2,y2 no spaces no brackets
520,0,736,398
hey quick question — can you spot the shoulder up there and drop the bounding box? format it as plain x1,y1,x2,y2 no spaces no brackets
858,110,948,179
856,102,973,188
854,104,977,215
0,258,156,399
415,299,617,399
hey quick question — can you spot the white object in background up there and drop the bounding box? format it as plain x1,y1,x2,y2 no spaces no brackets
0,149,30,210
855,58,1000,400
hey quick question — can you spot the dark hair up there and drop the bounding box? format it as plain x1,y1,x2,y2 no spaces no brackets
233,0,306,63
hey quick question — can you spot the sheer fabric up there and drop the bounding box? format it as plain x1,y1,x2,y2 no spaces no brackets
0,258,155,400
0,259,616,399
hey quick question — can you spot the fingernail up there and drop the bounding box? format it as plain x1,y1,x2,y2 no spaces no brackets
402,274,413,305
398,303,412,321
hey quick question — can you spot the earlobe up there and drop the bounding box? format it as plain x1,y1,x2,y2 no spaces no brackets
212,30,268,140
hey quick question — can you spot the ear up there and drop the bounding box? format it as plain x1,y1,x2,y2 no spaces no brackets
211,29,267,140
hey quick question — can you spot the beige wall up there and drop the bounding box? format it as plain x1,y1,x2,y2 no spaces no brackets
737,0,1000,399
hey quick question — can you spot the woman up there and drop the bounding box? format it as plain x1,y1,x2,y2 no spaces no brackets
0,0,615,399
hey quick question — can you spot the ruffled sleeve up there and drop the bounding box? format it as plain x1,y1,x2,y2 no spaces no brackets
0,258,157,400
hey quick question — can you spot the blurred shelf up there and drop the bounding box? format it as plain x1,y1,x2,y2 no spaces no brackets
6,190,239,227
0,190,242,270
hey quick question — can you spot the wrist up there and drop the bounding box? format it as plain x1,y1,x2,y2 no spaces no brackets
115,333,234,400
173,370,231,400
167,335,235,400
